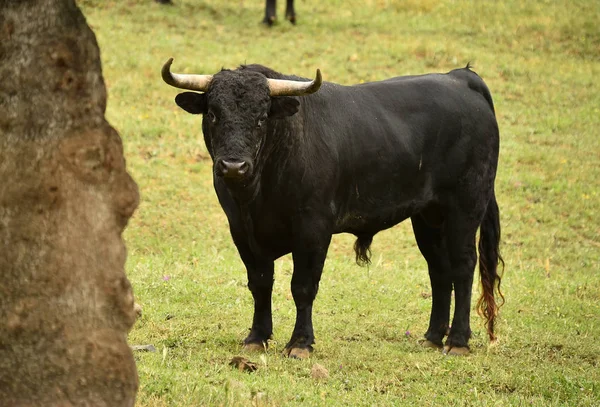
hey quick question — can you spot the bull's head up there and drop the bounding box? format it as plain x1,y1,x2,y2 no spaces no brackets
162,58,322,183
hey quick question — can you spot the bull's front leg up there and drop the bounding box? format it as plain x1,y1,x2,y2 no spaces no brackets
230,227,275,351
243,259,275,351
284,215,332,359
284,249,328,358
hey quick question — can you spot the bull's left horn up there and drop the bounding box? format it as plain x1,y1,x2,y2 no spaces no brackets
161,58,213,92
267,69,322,97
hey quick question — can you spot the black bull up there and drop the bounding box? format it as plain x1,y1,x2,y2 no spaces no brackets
162,59,504,357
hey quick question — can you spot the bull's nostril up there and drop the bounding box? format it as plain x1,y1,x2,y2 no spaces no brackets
238,161,249,175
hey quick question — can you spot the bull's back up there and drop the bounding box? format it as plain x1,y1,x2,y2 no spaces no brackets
304,69,498,234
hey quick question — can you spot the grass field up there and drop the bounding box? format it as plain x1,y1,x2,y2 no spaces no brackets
80,0,599,405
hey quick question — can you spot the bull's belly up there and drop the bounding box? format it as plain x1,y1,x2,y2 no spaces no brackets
331,174,433,235
332,201,422,235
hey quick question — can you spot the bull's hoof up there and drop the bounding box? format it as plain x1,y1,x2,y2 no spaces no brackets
262,16,276,26
418,339,443,349
243,342,266,352
442,345,470,356
283,347,311,359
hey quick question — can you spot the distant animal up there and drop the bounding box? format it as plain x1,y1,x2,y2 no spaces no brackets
264,0,295,25
161,58,504,358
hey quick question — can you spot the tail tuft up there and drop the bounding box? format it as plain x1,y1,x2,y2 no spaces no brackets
476,193,505,341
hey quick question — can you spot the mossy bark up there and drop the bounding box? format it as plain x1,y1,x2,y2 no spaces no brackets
0,0,139,405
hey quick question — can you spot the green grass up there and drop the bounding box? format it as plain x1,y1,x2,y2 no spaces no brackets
80,0,599,405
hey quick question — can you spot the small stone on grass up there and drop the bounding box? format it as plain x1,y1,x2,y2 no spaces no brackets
131,344,156,352
311,363,329,380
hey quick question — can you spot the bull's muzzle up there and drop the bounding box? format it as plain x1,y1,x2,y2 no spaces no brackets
217,159,249,179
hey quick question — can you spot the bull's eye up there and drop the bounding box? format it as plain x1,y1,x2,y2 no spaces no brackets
206,111,217,124
257,115,267,128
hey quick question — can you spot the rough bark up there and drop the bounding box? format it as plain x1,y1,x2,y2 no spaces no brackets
0,0,139,405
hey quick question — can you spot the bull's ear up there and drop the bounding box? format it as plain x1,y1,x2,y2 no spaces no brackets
269,96,300,118
175,92,207,115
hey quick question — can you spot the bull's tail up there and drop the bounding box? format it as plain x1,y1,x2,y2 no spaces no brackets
476,192,505,342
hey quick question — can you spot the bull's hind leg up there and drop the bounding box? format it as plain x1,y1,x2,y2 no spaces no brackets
442,209,483,355
411,214,452,349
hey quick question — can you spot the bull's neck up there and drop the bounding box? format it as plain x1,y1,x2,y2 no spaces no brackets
224,174,261,204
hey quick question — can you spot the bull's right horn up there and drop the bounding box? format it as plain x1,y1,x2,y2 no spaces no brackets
161,58,213,92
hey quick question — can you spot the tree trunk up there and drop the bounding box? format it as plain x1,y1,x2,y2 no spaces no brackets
0,0,139,405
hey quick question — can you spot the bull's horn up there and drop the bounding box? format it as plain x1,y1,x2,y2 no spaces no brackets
161,58,213,92
267,69,322,97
